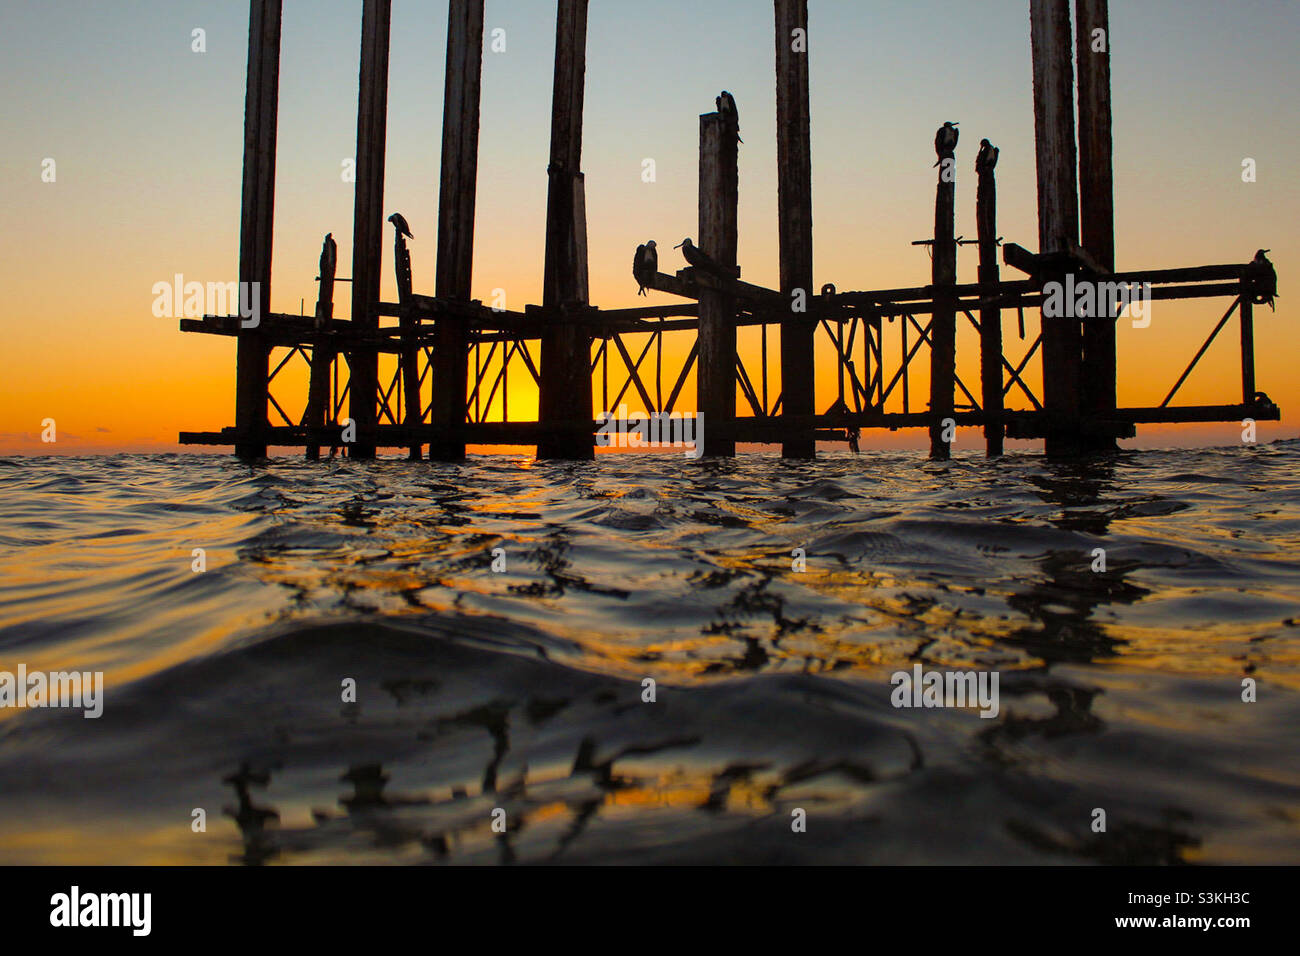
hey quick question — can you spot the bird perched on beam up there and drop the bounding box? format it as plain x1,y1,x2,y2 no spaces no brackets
674,237,730,279
976,138,999,172
387,212,413,240
716,90,742,143
1249,249,1278,311
933,121,959,167
633,240,657,296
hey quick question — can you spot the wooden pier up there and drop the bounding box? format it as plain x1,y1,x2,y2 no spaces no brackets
181,0,1280,461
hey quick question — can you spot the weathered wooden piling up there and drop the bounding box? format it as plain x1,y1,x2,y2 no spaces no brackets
235,0,282,461
395,228,419,459
305,234,336,461
697,114,739,457
537,0,594,460
976,147,1004,457
1030,0,1083,457
929,143,958,460
430,0,485,462
347,0,392,460
774,0,816,460
1075,0,1117,452
1240,296,1255,403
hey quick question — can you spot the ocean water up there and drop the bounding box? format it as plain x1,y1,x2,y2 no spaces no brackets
0,445,1297,865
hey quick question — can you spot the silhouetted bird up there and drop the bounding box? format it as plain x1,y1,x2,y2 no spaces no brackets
387,212,413,240
933,121,959,167
1250,249,1277,311
674,237,729,279
976,138,999,172
716,90,742,143
633,240,658,296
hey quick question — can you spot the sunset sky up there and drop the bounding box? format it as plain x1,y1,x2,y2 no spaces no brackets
1,0,1295,455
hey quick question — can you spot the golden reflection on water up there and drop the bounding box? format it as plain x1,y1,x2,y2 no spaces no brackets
1,450,1298,863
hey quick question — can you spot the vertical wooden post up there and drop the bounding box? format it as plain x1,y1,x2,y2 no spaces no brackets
1240,296,1256,403
775,0,815,459
235,0,282,461
1030,0,1082,457
976,148,1004,457
1076,0,1116,452
306,234,337,460
347,0,392,460
537,0,594,460
394,230,419,459
430,0,485,462
697,113,739,457
928,145,957,460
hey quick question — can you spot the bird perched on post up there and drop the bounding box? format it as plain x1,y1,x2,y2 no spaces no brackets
716,90,742,143
933,121,959,167
976,138,999,172
674,237,729,279
633,240,658,296
1250,249,1277,311
387,212,413,240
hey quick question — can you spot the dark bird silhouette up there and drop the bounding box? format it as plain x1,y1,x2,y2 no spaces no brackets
933,121,959,167
633,239,658,296
716,90,742,143
387,212,413,240
674,237,729,279
1250,249,1278,311
976,138,999,172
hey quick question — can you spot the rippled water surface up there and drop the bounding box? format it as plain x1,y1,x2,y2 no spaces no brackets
1,446,1298,864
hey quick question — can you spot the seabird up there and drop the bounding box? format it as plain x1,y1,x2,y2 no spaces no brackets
976,138,999,172
716,90,742,143
633,239,658,296
674,237,727,278
387,212,413,240
1250,249,1278,311
933,121,959,167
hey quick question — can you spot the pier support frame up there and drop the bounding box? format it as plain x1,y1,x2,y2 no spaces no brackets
1076,0,1117,452
537,0,594,460
929,150,958,460
977,153,1004,457
190,1,1279,464
347,0,392,460
430,0,485,462
774,0,816,459
697,114,739,457
1030,0,1083,457
235,0,282,461
306,235,336,461
1240,296,1255,403
395,229,419,459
